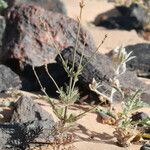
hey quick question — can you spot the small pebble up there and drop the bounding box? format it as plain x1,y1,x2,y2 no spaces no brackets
140,144,150,150
131,112,149,126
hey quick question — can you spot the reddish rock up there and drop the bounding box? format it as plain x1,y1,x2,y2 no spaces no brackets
1,4,95,72
4,0,67,14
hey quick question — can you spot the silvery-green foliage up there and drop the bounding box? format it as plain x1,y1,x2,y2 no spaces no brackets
58,86,79,105
112,46,136,76
90,46,135,104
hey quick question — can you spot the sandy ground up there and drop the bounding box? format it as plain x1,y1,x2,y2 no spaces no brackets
1,90,149,150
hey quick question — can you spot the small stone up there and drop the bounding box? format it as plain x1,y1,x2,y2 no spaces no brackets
140,144,150,150
0,65,21,92
131,112,149,122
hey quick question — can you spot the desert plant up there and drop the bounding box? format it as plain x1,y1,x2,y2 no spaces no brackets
90,46,149,147
113,90,149,147
89,46,135,108
33,0,106,147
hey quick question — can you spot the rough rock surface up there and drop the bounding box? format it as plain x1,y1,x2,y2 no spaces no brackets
131,112,149,126
0,122,43,150
0,65,21,92
56,47,114,94
107,43,150,78
94,4,150,32
0,16,5,48
140,144,150,150
21,63,68,96
1,4,95,73
4,0,66,14
11,96,55,140
56,47,150,103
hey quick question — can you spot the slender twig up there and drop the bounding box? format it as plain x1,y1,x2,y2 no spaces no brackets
71,35,87,92
62,106,68,126
32,66,56,111
83,34,107,68
45,64,61,93
67,105,98,123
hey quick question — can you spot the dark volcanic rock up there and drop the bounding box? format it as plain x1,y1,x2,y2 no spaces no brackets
56,47,114,95
0,96,55,149
131,112,149,126
11,96,55,141
0,122,43,150
94,4,150,32
0,65,21,92
56,47,150,103
126,43,150,78
1,4,95,73
4,0,66,14
140,144,150,150
21,63,68,96
0,16,5,47
107,43,150,78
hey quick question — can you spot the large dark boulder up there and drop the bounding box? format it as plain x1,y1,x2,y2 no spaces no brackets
107,43,150,78
94,3,150,32
56,47,114,95
21,63,69,95
56,47,150,103
1,4,95,73
0,65,21,92
4,0,66,14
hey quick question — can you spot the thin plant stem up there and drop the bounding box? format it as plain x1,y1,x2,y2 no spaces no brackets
83,34,107,68
65,2,85,98
45,64,61,93
94,89,112,103
71,35,87,92
62,106,68,126
32,66,56,111
68,4,84,96
69,105,98,122
72,3,83,71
